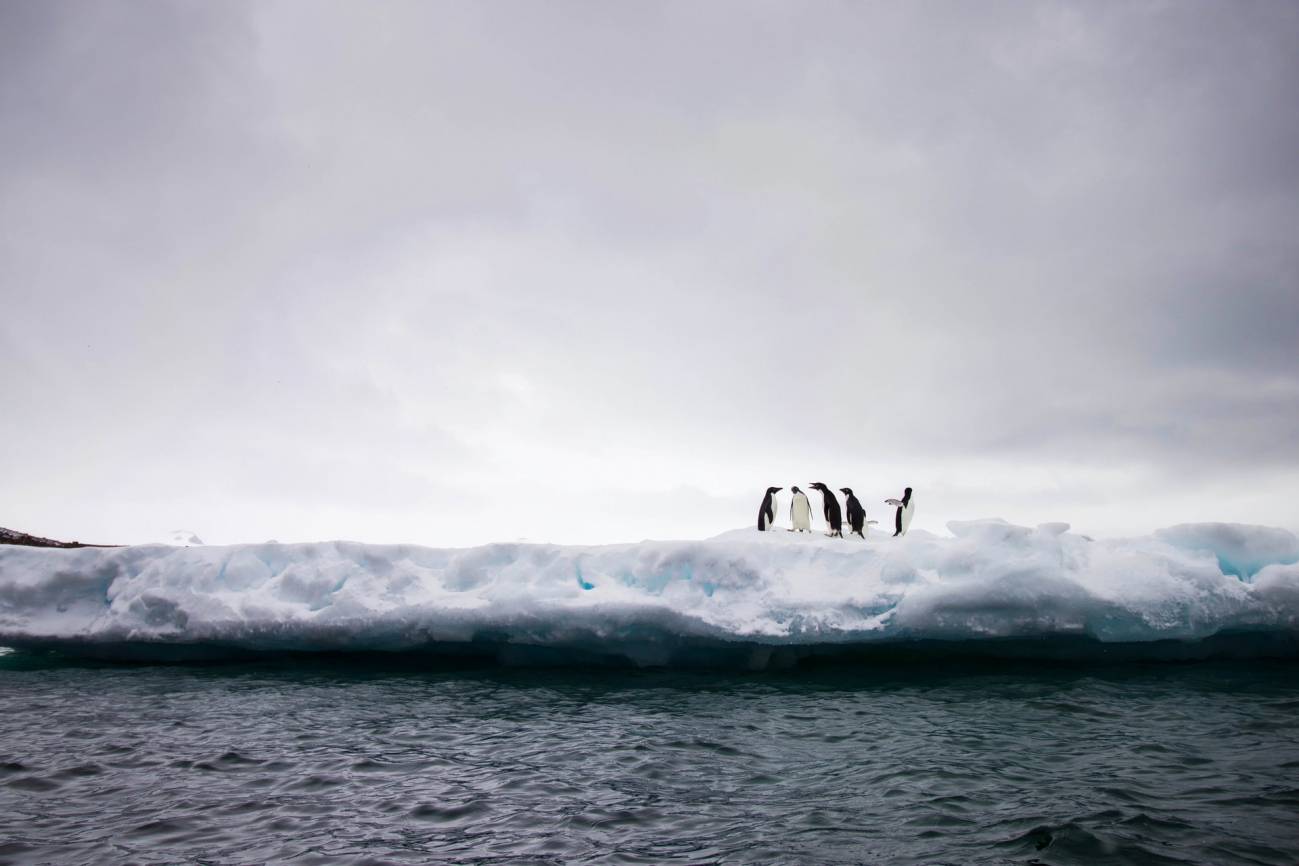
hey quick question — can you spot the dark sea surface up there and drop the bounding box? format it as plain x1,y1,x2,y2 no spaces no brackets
1,652,1297,865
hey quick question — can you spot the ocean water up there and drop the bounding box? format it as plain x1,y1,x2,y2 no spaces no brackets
1,654,1297,865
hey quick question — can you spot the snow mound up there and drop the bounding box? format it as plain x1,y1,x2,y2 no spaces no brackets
149,529,205,546
1,521,1297,666
1154,523,1299,579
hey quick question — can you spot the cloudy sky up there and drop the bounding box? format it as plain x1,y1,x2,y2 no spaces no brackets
2,1,1297,547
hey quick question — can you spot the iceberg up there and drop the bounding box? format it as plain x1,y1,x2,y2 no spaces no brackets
1,520,1297,667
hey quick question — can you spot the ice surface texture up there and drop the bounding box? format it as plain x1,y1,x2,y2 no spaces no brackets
2,520,1297,666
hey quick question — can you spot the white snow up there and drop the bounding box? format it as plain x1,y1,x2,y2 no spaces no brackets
149,529,206,546
1,520,1296,664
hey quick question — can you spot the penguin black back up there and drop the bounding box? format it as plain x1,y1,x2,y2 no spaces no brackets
840,487,865,537
757,486,782,531
809,483,843,536
893,487,912,536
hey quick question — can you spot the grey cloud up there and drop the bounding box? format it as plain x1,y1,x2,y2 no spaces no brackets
2,0,1297,544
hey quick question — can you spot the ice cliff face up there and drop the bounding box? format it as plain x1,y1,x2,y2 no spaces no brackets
1,520,1296,666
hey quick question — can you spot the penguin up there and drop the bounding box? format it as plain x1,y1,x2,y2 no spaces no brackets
757,486,782,531
809,483,843,537
885,487,914,536
789,486,812,532
840,488,865,538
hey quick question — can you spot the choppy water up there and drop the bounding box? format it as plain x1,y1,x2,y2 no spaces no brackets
1,654,1297,865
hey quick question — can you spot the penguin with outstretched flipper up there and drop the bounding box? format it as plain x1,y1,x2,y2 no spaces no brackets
789,487,812,532
885,487,914,537
840,488,866,538
809,483,843,537
757,486,782,531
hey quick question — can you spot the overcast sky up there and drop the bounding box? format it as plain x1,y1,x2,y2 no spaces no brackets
2,0,1297,547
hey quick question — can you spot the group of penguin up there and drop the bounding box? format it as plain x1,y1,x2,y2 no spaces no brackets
757,484,914,539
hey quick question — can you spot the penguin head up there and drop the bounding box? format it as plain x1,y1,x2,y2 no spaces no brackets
839,487,853,496
766,486,782,495
904,487,913,495
791,486,802,494
809,482,828,493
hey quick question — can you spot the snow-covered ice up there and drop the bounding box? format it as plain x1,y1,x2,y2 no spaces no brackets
149,529,206,546
1,520,1297,666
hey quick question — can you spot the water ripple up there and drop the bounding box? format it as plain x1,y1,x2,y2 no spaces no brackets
0,659,1297,864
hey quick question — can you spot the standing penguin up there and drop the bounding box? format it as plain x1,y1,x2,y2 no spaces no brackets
757,486,782,531
840,488,866,538
789,486,812,532
809,483,843,537
885,487,915,536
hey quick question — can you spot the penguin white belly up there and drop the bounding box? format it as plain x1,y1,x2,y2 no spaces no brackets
791,495,812,531
900,499,915,534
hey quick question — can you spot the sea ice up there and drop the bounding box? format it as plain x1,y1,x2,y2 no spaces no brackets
1,521,1296,665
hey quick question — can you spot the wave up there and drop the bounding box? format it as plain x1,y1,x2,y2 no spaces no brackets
2,520,1297,667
